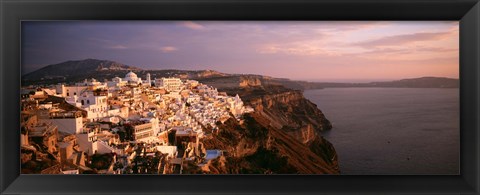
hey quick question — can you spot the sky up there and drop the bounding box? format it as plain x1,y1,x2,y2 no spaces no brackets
22,21,459,82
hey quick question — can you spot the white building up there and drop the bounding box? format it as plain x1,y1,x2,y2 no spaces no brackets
48,111,83,134
107,77,128,87
227,94,245,117
142,73,152,87
75,129,98,155
141,117,160,136
132,122,156,143
124,71,142,85
56,79,107,99
155,77,183,92
56,84,88,99
71,92,109,121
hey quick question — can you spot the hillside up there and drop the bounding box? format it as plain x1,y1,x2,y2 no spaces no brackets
22,59,233,86
22,59,141,85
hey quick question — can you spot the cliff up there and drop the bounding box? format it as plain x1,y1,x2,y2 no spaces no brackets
239,76,262,88
201,83,338,174
220,85,332,143
202,112,338,174
247,88,332,143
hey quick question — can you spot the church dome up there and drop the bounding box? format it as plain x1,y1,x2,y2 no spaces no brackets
125,71,138,81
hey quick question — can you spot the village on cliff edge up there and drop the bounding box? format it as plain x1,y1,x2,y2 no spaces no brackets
20,71,254,174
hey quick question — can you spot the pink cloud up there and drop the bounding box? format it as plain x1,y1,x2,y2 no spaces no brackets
160,46,178,53
179,21,205,30
318,21,390,32
352,31,452,48
256,44,341,56
414,46,457,52
108,45,128,49
354,46,457,57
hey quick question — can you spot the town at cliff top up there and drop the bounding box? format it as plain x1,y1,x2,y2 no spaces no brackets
21,69,339,174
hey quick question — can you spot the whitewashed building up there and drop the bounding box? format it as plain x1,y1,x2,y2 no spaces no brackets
48,111,83,134
155,77,183,92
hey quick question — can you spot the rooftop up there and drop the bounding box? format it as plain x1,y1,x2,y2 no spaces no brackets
29,122,57,137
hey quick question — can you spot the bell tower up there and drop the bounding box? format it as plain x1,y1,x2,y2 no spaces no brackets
146,73,151,86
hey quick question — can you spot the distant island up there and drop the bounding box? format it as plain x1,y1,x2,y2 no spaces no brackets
22,59,459,89
289,77,459,89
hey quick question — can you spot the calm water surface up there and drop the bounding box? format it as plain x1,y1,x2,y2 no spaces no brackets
304,88,459,175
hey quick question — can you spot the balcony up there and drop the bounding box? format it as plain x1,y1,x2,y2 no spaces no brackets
49,111,82,119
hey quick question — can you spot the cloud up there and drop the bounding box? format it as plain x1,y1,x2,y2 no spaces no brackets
256,42,341,56
179,21,205,30
356,48,409,55
355,46,456,56
317,21,390,33
160,46,178,53
349,45,458,62
107,44,128,49
352,31,452,48
414,46,457,53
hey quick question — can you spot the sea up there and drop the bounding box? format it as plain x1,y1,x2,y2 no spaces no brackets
303,88,460,175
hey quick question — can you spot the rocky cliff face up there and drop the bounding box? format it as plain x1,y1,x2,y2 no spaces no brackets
247,89,332,143
219,84,332,143
239,76,262,88
202,84,339,174
202,112,338,174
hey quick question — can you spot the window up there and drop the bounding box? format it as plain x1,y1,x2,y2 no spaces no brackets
81,100,84,105
87,100,90,104
74,92,76,95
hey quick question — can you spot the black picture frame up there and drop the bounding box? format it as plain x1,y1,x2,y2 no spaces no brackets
1,0,479,194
